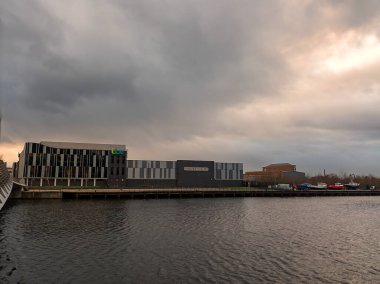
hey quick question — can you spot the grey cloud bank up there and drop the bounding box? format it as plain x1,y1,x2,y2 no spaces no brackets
1,0,380,175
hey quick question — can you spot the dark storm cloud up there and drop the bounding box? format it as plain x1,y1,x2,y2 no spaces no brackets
323,0,380,27
1,1,139,112
1,0,291,136
25,57,138,112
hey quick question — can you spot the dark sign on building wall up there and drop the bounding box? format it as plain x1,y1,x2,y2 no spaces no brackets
176,160,215,187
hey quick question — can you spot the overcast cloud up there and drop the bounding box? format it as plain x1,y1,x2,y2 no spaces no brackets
1,0,380,175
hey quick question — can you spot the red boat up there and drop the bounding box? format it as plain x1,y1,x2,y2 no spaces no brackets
328,183,344,190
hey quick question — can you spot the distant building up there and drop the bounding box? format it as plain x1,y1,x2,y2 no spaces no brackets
244,163,305,184
13,141,243,188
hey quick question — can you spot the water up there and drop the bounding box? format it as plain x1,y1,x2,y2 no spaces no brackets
1,197,380,283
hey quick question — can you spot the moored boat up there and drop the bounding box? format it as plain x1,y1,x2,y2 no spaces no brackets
345,182,360,190
327,183,344,190
308,182,327,190
297,183,310,190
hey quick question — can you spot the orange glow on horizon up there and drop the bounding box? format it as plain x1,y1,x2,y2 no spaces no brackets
0,143,23,165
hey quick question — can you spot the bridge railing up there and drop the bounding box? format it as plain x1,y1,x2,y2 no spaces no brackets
0,160,11,187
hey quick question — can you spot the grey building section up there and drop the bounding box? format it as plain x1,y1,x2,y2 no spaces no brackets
127,160,243,188
127,160,176,179
214,162,244,187
215,162,243,180
176,160,215,187
126,160,176,188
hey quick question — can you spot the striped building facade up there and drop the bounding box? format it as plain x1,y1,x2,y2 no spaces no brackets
17,142,127,188
127,160,176,180
214,162,243,181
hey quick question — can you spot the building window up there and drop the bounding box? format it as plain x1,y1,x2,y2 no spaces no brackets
78,167,82,178
51,166,56,178
71,167,76,178
36,154,41,166
28,154,33,165
58,167,63,178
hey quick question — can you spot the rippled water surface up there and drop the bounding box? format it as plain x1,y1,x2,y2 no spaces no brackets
1,197,380,283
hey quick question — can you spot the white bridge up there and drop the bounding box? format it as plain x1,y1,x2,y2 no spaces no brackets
0,160,13,210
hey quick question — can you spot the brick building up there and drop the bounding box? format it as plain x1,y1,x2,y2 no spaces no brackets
244,163,305,184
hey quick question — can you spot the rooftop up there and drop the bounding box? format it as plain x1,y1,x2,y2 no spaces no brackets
39,141,126,151
265,163,294,167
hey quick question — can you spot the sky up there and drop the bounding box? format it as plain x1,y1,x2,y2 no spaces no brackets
1,0,380,176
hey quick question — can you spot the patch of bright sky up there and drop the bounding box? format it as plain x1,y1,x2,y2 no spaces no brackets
0,143,23,165
322,33,380,74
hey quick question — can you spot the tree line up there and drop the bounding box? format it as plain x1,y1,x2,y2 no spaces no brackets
246,173,380,188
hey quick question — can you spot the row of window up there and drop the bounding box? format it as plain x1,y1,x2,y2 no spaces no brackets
24,166,242,180
215,163,243,171
26,154,108,168
128,168,176,179
26,153,126,167
26,166,107,179
25,165,127,178
127,160,176,169
214,169,243,180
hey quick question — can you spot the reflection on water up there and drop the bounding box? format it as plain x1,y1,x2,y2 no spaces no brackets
1,197,380,283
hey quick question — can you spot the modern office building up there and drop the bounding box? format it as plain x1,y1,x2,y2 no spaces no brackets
15,141,127,188
14,141,243,188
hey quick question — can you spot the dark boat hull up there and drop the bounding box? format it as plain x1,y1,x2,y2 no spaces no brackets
345,185,360,190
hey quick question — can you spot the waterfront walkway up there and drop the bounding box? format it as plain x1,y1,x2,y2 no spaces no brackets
11,188,380,199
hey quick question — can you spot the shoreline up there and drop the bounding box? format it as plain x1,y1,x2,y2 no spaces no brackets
10,188,380,199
